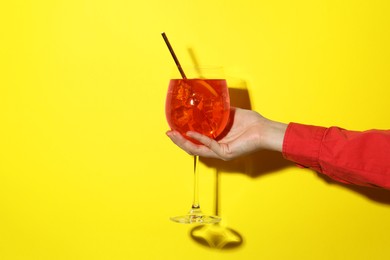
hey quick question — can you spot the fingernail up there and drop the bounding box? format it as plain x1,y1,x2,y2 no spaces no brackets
166,131,175,138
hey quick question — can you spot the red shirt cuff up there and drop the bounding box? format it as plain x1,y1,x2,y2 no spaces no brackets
282,122,327,172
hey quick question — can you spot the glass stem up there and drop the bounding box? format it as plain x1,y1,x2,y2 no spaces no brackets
192,155,200,210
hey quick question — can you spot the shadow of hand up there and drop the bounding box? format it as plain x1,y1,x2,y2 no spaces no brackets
317,174,390,205
200,150,294,178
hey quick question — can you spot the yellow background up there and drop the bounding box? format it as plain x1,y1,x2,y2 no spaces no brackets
1,0,390,259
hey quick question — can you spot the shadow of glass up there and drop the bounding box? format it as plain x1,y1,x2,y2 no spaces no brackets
189,168,244,250
182,63,249,249
190,223,244,250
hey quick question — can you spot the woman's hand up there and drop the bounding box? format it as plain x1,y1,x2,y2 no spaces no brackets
166,107,287,160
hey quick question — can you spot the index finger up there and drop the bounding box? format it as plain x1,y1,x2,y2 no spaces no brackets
166,131,220,158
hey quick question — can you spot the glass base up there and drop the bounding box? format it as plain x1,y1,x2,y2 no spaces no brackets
170,208,221,224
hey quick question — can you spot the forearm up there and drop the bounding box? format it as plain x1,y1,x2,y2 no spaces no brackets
283,123,390,189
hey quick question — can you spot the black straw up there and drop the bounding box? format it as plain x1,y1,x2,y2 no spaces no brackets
161,32,187,79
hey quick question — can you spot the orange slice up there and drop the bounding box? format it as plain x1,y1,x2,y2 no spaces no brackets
195,79,218,97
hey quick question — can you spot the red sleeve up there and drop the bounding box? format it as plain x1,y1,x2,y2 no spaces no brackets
282,123,390,189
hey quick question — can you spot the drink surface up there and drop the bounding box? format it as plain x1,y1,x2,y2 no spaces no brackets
165,79,230,140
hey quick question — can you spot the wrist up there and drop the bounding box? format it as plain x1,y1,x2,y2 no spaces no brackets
261,119,288,152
